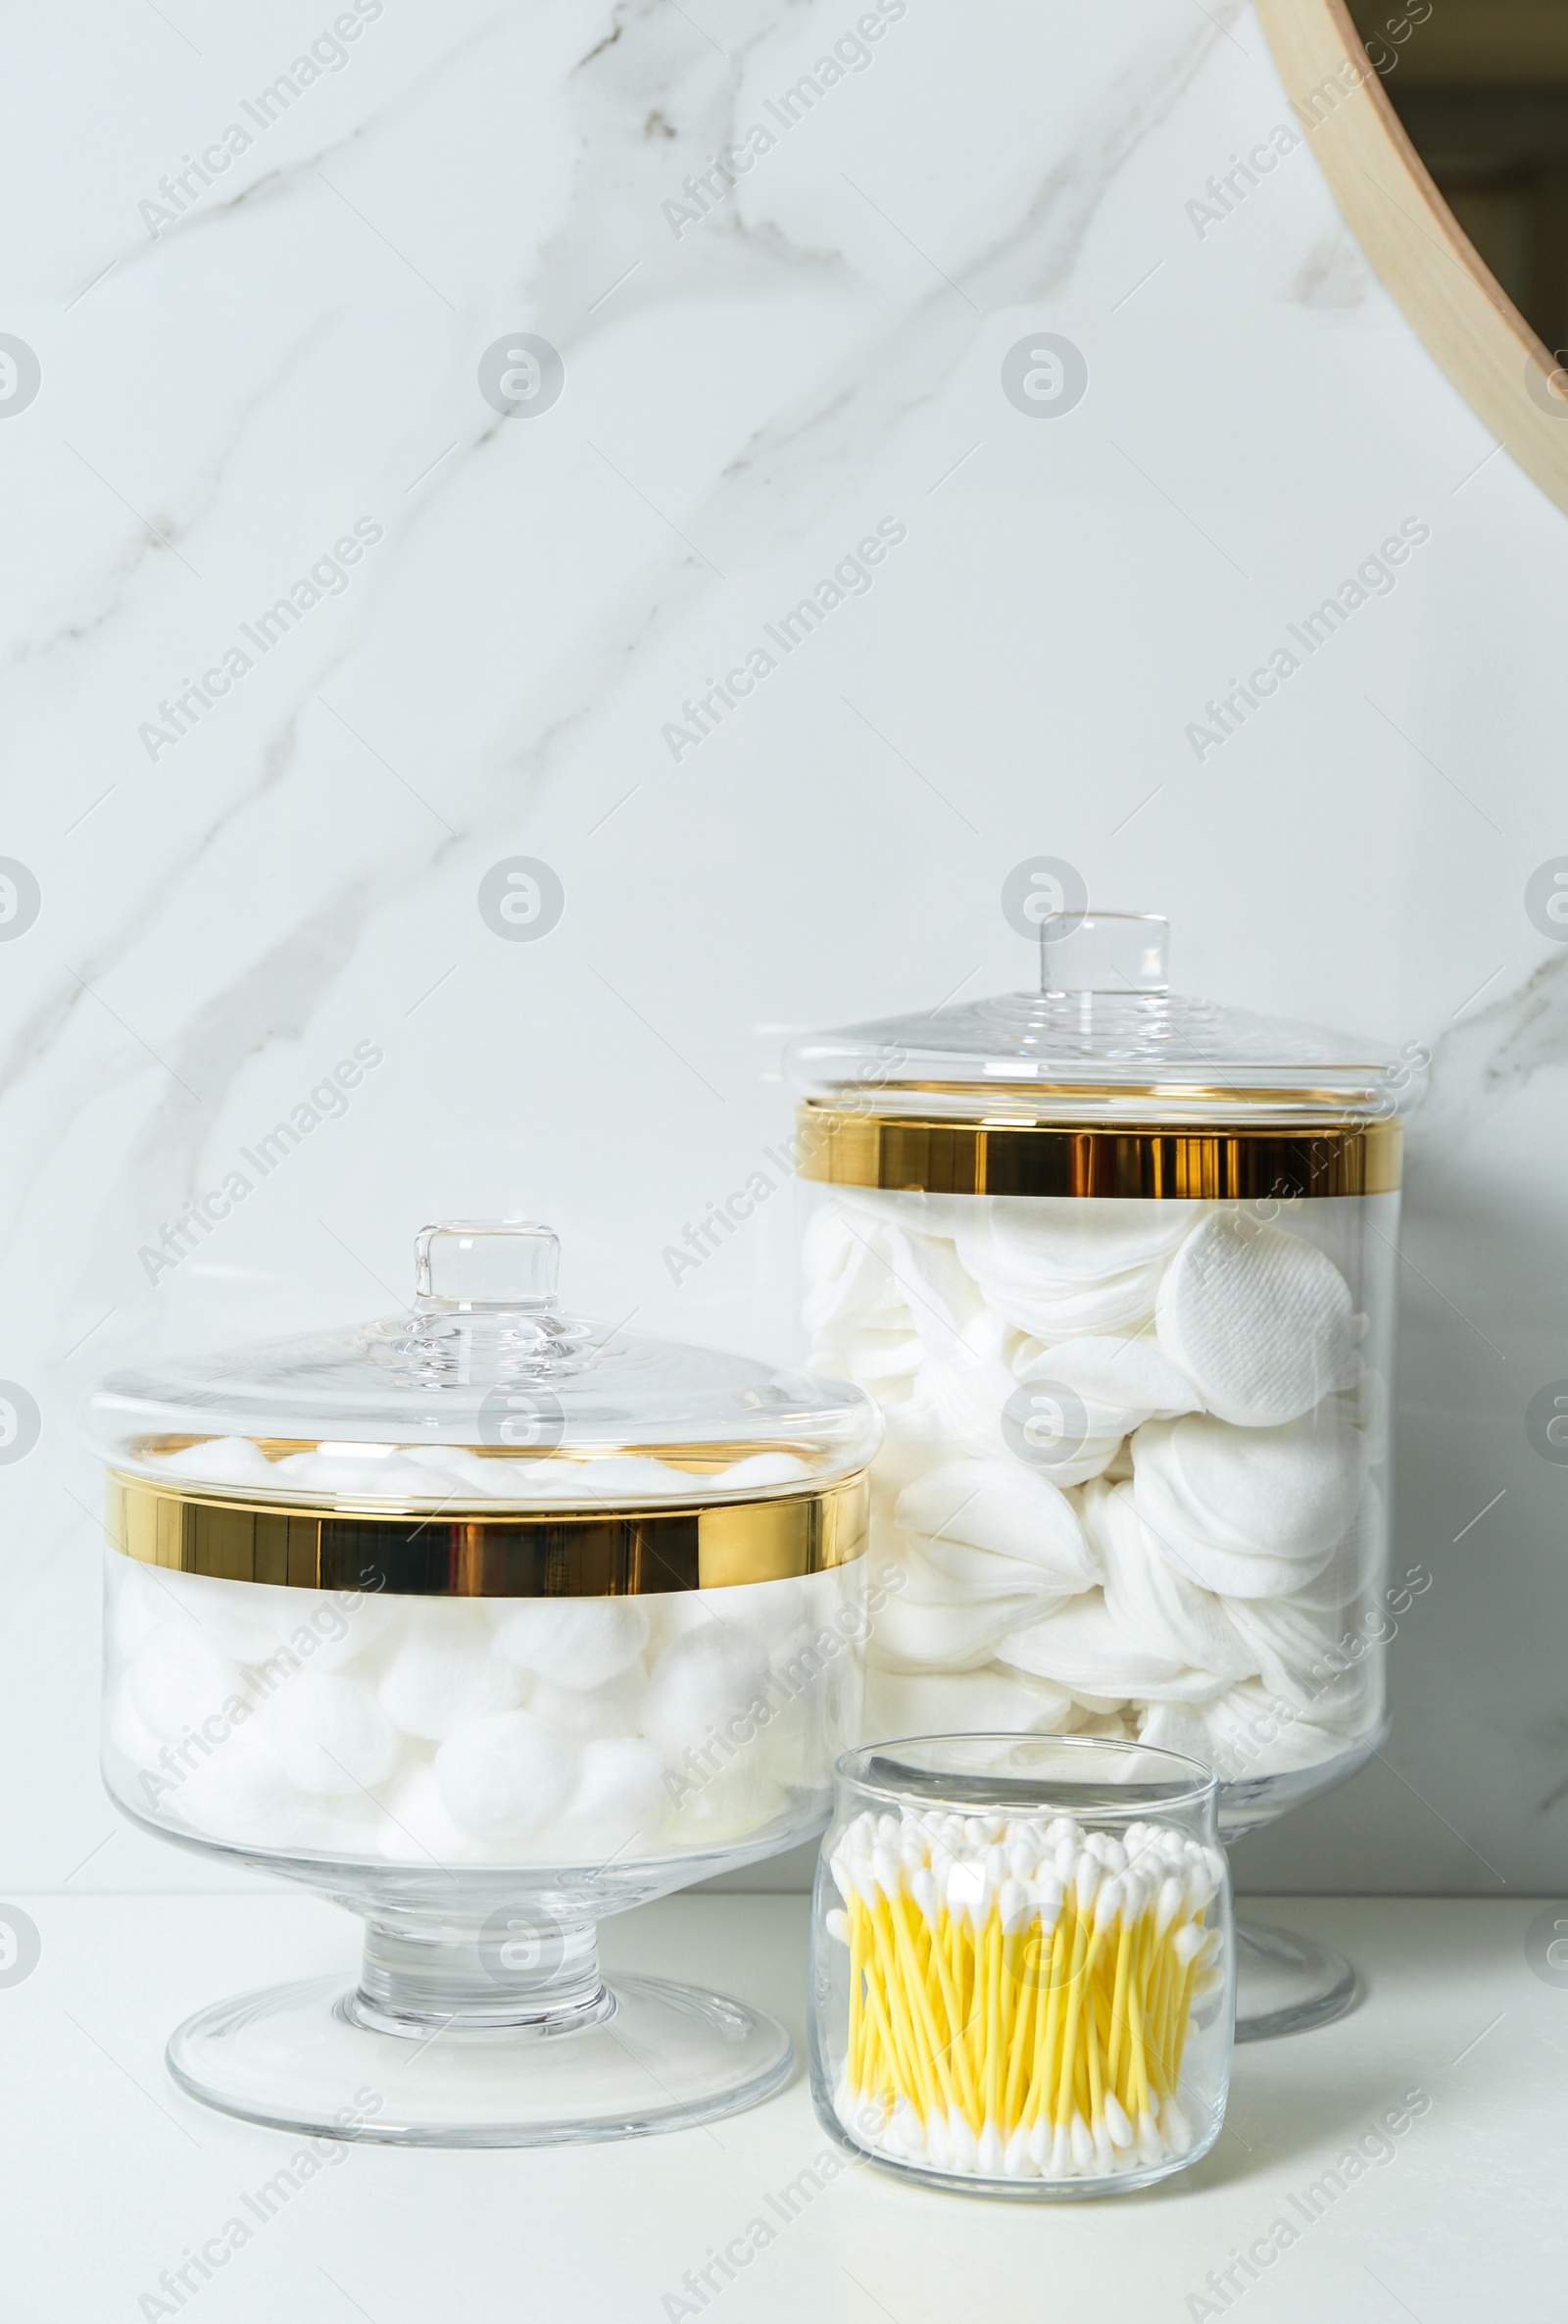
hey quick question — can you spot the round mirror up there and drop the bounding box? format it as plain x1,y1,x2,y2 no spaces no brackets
1257,0,1568,508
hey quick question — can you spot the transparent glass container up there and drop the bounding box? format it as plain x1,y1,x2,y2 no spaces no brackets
789,915,1422,2041
808,1733,1233,2194
89,1221,882,2145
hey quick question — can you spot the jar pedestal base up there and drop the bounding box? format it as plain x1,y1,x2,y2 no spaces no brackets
167,1971,794,2146
1234,1916,1358,2043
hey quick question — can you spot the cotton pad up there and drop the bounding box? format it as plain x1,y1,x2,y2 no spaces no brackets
896,1459,1101,1587
1012,1334,1200,1448
994,1593,1228,1703
862,1664,1077,1739
810,1323,923,1387
491,1599,651,1689
800,1209,929,1348
638,1622,771,1751
1288,1483,1384,1613
378,1611,528,1741
1222,1595,1382,1725
1155,1213,1356,1426
829,1187,976,1236
803,1204,982,1347
800,1203,906,1337
868,1584,1047,1674
257,1672,401,1797
905,1533,1078,1606
909,1315,1023,1456
965,1263,1170,1344
956,1200,1199,1341
869,1384,972,1510
1131,1409,1366,1599
1143,1678,1368,1782
1083,1478,1255,1683
959,1198,1199,1282
434,1709,578,1838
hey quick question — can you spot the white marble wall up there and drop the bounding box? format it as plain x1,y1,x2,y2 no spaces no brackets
3,0,1565,1897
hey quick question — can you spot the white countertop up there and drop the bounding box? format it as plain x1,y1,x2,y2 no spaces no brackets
3,1893,1557,2320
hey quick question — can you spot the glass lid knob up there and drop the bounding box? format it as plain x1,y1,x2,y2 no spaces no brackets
414,1220,561,1310
1039,910,1170,996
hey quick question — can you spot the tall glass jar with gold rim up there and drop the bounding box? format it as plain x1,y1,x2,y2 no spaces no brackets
787,914,1421,2041
89,1221,880,2145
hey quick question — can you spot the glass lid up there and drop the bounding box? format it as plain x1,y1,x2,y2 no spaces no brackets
87,1221,881,1511
787,912,1424,1128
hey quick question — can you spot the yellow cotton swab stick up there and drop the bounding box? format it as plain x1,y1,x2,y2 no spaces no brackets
914,1873,982,2129
1023,1904,1070,2166
890,1891,960,2123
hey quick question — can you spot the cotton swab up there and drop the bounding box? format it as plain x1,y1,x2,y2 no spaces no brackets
827,1812,1224,2180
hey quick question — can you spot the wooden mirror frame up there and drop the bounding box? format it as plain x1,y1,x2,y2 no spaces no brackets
1255,0,1568,511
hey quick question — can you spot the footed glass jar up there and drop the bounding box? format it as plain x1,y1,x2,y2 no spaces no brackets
90,1221,880,2145
809,1734,1233,2195
789,914,1422,2041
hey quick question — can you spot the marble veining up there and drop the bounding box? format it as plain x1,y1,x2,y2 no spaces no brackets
1,0,1565,1896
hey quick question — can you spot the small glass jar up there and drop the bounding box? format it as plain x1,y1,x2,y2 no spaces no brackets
89,1220,881,2146
789,911,1421,2038
808,1734,1233,2195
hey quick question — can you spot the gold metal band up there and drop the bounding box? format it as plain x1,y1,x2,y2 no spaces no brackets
105,1470,869,1596
794,1106,1401,1199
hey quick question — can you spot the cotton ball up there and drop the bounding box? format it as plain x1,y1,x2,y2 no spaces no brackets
292,1798,387,1861
648,1590,726,1648
106,1681,166,1776
528,1665,647,1739
271,1450,416,1498
294,1590,399,1674
376,1759,491,1865
434,1710,578,1839
397,1445,520,1498
667,1754,789,1848
109,1560,166,1660
378,1610,527,1741
150,1570,289,1665
150,1436,281,1490
638,1621,771,1753
257,1673,401,1797
716,1453,815,1491
752,1624,831,1791
172,1725,304,1844
548,1738,672,1860
491,1599,652,1690
705,1575,808,1656
127,1631,246,1741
